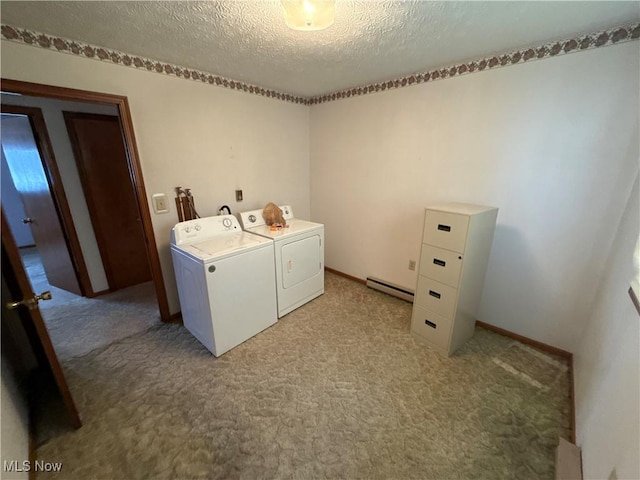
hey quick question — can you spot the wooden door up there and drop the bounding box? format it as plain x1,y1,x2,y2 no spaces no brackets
64,112,151,290
1,210,82,430
1,114,83,295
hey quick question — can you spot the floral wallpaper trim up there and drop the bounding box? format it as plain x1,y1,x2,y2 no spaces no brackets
308,22,640,105
0,24,307,105
1,22,638,106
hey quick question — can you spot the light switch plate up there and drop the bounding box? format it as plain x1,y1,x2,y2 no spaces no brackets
152,193,169,214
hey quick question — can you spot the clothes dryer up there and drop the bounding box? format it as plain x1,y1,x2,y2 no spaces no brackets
238,206,324,318
170,215,277,356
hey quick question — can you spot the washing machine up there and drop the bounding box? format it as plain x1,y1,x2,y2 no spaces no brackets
170,215,277,356
238,205,324,318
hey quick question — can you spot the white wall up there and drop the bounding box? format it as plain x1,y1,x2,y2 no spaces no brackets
310,42,639,352
0,40,310,314
0,362,29,480
574,174,639,480
1,276,30,480
2,28,638,478
1,149,34,247
1,96,117,292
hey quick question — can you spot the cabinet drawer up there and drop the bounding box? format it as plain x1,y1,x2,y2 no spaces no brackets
411,305,452,351
419,245,463,287
414,276,458,319
423,210,469,253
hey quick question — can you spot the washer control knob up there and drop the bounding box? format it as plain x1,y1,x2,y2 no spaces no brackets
248,214,256,223
208,265,216,273
184,226,191,233
195,224,201,231
222,218,232,228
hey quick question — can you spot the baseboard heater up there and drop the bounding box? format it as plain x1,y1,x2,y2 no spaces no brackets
366,276,414,303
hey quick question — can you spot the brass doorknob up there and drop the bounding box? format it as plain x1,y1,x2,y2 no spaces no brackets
6,291,52,310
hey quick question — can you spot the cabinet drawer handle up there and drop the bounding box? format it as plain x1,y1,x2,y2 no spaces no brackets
428,290,441,299
433,258,446,267
425,319,437,329
437,224,451,232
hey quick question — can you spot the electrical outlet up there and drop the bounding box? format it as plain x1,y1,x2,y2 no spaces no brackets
235,189,243,202
152,193,169,214
409,260,416,271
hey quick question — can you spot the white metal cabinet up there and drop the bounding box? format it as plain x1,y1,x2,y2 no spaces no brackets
411,203,498,356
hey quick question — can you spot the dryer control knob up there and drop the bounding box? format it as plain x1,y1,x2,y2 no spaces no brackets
208,265,216,273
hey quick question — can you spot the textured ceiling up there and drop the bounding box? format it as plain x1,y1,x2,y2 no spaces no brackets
1,1,638,97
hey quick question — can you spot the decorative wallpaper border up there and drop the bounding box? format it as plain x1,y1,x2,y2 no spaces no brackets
308,22,640,105
2,22,639,106
0,24,308,105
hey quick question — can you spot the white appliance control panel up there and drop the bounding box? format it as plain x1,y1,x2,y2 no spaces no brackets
172,215,240,245
239,205,294,228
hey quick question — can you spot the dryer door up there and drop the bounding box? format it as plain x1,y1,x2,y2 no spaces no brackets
281,234,321,289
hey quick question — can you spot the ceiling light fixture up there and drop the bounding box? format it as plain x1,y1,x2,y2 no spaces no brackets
280,0,336,31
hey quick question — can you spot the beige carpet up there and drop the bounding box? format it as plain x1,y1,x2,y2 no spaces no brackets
36,272,571,479
21,247,160,360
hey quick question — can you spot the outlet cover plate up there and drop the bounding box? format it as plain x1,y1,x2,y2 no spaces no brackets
152,193,169,214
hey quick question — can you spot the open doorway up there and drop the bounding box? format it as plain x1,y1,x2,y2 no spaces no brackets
1,80,171,360
1,107,86,296
1,100,157,360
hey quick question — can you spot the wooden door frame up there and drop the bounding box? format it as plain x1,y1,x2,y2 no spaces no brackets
1,79,171,322
1,104,92,296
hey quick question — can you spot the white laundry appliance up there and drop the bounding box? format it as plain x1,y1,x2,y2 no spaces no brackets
170,215,277,356
238,205,324,318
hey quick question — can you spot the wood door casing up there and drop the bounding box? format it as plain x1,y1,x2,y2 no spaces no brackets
1,78,172,323
1,114,83,296
64,112,151,290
